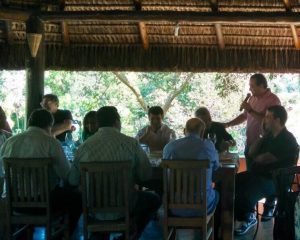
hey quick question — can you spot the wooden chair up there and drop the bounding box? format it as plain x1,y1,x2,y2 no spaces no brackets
161,159,215,240
80,161,131,240
3,158,66,240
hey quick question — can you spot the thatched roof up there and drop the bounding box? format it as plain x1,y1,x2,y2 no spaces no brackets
1,0,300,72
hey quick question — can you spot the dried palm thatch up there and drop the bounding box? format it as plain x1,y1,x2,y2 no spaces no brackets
1,0,300,72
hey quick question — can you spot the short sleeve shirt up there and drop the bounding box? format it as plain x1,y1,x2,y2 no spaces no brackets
204,122,234,152
254,128,299,177
53,109,73,142
136,124,176,152
244,89,281,146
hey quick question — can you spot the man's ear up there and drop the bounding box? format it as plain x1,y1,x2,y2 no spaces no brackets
200,128,205,138
183,128,186,136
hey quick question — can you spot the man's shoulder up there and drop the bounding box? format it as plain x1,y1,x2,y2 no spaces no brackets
162,124,174,132
280,128,298,145
119,132,139,145
266,90,280,102
211,122,225,130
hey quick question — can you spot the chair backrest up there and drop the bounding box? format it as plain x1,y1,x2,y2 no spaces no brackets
161,159,210,216
3,158,52,209
80,161,131,216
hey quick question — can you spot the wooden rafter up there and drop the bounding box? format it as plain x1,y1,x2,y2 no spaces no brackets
209,0,218,12
215,23,225,49
133,0,149,50
61,21,70,47
2,8,300,24
138,22,149,50
282,0,292,11
4,20,13,45
36,11,300,24
290,24,300,49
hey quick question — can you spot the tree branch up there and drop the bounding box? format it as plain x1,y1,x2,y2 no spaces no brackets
113,72,148,112
163,73,194,114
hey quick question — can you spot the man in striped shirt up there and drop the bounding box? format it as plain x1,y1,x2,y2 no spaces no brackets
69,106,161,237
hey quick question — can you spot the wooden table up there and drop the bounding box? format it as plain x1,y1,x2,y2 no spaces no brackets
149,152,239,240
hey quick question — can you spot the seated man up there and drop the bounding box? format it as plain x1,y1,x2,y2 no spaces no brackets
0,106,12,134
234,105,299,235
69,106,161,237
195,107,236,152
40,94,73,142
136,106,176,152
0,106,12,147
0,109,82,237
163,118,220,216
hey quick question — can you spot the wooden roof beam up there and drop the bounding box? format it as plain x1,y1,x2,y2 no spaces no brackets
0,7,31,21
215,23,224,49
138,22,149,50
133,0,149,50
38,11,300,24
209,0,218,12
290,24,300,49
2,8,300,24
61,21,70,47
282,0,292,11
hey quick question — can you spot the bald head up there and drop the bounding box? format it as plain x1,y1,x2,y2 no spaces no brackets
185,118,206,136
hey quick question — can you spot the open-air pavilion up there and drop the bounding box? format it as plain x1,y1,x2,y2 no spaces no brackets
0,1,300,240
1,0,300,118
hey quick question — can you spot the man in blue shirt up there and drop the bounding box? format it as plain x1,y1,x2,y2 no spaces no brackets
163,117,220,216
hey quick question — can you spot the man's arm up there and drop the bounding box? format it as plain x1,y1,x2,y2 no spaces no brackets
224,113,247,128
51,119,72,137
218,125,236,151
248,137,265,158
136,127,151,145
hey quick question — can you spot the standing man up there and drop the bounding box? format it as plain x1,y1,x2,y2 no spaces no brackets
40,94,73,142
136,106,176,152
224,73,281,220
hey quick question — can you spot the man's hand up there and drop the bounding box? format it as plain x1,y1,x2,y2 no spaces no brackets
219,141,229,152
240,102,252,113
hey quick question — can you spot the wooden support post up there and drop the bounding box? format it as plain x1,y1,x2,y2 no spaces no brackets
138,22,149,50
215,23,225,50
61,21,70,47
4,20,13,44
290,24,300,49
25,16,45,123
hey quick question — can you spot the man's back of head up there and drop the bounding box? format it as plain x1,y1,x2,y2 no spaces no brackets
185,118,205,137
28,109,54,130
97,106,121,130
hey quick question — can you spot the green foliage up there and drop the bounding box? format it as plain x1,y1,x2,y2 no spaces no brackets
1,70,300,155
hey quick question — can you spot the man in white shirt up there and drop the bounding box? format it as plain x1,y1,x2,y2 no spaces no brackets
136,106,176,152
69,106,161,238
0,109,81,237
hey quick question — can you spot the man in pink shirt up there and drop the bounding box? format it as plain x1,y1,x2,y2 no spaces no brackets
225,73,281,220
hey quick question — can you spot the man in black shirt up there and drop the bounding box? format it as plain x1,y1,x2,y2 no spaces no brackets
234,105,299,236
40,94,73,142
195,107,236,152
